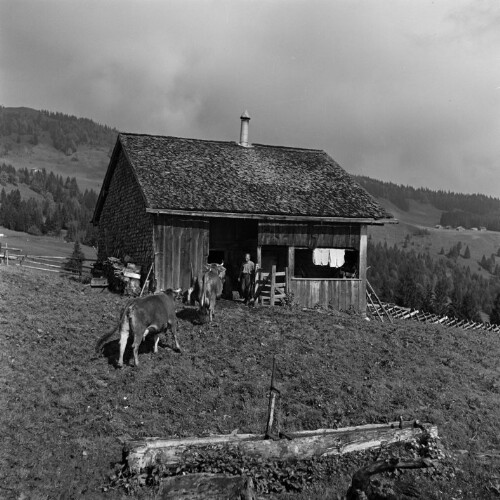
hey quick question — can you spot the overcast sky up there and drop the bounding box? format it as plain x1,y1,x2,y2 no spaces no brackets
1,0,499,196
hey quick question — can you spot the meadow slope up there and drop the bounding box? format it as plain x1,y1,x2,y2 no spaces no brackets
1,267,500,498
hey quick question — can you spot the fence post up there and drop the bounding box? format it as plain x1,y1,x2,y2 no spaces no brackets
254,269,261,305
270,265,276,306
285,266,289,295
5,243,8,266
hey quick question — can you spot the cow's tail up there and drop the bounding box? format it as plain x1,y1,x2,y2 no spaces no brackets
94,300,133,354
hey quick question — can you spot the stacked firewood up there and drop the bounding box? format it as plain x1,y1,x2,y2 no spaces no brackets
100,257,142,295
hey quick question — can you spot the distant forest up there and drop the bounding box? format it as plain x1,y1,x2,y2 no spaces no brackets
0,163,97,246
368,240,500,324
354,175,500,231
0,106,117,155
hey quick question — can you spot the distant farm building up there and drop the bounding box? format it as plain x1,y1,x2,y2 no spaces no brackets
92,113,394,312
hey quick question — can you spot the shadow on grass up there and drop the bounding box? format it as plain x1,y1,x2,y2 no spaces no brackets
177,307,206,325
100,334,179,368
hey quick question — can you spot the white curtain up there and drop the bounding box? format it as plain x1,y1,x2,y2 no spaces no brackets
312,248,345,267
329,249,345,268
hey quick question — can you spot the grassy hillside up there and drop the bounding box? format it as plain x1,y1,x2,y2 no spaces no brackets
369,198,500,280
0,226,96,260
0,106,117,191
1,266,500,498
0,139,111,192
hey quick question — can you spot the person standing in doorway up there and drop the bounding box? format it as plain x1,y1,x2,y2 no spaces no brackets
238,253,255,304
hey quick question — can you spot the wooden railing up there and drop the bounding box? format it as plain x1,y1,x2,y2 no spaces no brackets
367,299,500,333
253,265,288,306
1,244,95,277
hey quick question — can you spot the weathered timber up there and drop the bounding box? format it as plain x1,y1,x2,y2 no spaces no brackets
289,278,364,310
125,421,438,473
346,457,435,500
158,473,255,500
91,277,109,288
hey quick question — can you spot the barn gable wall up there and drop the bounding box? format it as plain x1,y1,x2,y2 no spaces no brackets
97,151,154,273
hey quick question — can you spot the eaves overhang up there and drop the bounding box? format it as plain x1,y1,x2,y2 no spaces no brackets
146,207,397,225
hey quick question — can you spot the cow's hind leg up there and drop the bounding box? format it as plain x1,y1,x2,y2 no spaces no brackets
143,325,161,353
168,320,181,352
153,333,161,353
117,313,131,368
132,329,148,368
209,290,216,322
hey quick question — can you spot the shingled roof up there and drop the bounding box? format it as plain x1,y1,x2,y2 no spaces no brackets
94,133,393,222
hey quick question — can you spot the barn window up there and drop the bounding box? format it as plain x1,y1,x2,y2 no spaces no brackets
293,248,358,279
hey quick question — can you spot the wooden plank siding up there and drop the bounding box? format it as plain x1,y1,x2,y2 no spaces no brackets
290,278,365,311
153,215,209,291
151,216,367,312
258,222,360,249
259,221,366,312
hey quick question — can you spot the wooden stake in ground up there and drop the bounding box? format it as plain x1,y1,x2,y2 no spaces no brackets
140,262,154,297
265,356,279,439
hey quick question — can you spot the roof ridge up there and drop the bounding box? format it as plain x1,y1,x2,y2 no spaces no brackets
119,132,325,153
251,143,324,153
119,132,233,146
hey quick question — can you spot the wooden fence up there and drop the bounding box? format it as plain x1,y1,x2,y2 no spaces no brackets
0,244,95,277
367,300,500,333
253,265,288,306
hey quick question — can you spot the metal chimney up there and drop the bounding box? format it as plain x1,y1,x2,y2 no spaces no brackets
239,110,251,147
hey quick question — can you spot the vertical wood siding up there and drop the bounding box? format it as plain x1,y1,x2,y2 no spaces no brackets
290,279,365,311
154,216,209,291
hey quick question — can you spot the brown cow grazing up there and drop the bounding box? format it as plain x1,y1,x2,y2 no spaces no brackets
188,263,226,322
95,290,181,368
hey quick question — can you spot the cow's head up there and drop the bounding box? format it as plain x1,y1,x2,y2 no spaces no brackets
205,262,226,282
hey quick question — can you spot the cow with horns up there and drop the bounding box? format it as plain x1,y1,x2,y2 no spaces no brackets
188,263,226,322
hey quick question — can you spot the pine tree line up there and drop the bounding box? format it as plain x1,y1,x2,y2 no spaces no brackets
355,175,500,231
0,164,97,245
0,106,117,155
368,240,500,324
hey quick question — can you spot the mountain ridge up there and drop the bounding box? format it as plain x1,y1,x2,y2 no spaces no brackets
0,106,117,191
2,106,500,229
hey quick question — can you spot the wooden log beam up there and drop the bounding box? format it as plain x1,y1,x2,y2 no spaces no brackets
346,457,436,500
157,473,255,500
125,421,438,473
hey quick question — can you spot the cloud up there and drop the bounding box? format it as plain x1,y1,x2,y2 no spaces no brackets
0,0,499,196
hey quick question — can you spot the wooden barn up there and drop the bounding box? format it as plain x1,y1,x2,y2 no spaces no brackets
92,113,394,312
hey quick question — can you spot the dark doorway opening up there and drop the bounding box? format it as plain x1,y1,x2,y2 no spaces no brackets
207,250,225,264
261,245,288,272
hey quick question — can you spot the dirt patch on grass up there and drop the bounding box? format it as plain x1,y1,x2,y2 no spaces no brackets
1,266,500,498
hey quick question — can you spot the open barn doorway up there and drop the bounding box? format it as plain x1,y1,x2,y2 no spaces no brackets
260,245,288,272
209,218,258,299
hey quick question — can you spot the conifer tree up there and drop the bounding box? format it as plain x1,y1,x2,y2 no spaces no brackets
65,240,85,276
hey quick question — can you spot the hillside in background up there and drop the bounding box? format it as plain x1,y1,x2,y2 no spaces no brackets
0,163,98,245
1,106,500,323
355,175,500,232
0,106,117,191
